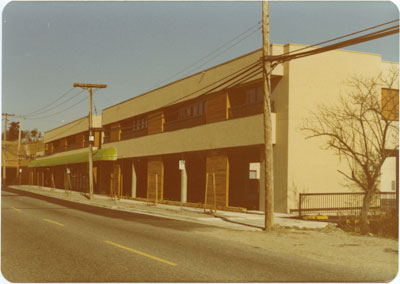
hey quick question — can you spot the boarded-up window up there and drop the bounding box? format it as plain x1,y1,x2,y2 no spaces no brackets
382,88,399,121
110,123,121,142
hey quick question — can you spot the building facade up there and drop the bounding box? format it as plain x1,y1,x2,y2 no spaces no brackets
27,115,117,192
27,44,399,213
2,140,44,185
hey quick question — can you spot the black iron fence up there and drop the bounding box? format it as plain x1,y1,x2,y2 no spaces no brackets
291,192,396,216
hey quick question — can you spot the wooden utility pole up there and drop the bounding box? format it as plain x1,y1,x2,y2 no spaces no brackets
16,115,23,183
73,83,107,200
2,113,15,186
262,0,274,231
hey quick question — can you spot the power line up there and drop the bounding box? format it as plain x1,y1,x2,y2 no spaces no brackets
179,27,262,78
122,19,399,121
26,88,102,121
164,59,262,107
42,119,85,142
269,24,399,65
274,19,399,59
144,21,261,92
26,96,89,120
25,89,85,118
38,88,104,142
24,87,76,117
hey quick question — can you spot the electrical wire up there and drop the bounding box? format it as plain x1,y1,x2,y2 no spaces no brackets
114,19,400,127
144,21,262,92
24,87,76,117
179,27,262,79
26,87,102,121
268,24,399,64
27,96,89,120
270,19,399,60
164,59,262,107
38,88,103,142
42,119,85,142
25,89,86,118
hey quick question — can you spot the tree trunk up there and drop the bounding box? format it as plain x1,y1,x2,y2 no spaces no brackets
360,191,373,234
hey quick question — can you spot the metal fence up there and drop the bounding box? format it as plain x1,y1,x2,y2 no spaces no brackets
292,192,397,216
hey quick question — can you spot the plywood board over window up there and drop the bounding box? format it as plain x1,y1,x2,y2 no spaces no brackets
111,162,122,197
147,112,164,135
147,158,164,201
382,88,399,121
206,92,229,123
110,123,121,142
206,153,229,207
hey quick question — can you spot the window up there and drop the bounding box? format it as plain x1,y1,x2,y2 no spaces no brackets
382,88,399,121
193,104,198,117
245,85,264,104
133,117,148,131
178,100,206,119
246,89,256,104
256,86,263,102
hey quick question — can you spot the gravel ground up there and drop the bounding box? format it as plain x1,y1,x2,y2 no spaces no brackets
194,224,399,280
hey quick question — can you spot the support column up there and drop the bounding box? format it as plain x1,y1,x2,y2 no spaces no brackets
131,161,137,198
180,160,187,203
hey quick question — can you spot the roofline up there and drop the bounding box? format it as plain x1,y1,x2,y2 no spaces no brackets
102,47,263,112
44,114,101,134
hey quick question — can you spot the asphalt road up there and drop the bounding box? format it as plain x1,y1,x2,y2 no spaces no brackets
1,187,387,282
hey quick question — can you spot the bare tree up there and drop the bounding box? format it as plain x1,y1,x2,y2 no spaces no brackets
302,68,399,234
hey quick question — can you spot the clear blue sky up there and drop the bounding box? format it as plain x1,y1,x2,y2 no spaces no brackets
2,1,399,133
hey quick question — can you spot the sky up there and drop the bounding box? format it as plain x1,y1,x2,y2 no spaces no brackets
2,1,399,133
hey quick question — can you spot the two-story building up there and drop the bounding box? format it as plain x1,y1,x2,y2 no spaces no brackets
2,140,44,185
27,43,399,213
27,115,117,192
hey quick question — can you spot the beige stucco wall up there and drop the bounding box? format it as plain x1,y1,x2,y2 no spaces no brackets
44,115,101,143
283,43,397,212
271,45,290,213
102,45,284,126
105,114,276,159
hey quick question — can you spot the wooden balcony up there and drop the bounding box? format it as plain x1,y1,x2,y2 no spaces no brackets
164,115,206,132
229,103,264,119
121,127,148,140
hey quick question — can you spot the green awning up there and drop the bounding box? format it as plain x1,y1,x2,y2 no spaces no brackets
28,147,117,168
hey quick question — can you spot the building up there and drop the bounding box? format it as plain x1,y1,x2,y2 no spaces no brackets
2,140,44,185
27,43,399,213
27,115,117,192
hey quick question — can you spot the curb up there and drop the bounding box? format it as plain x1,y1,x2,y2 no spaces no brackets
5,186,261,231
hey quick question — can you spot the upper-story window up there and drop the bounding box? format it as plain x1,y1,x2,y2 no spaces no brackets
246,86,263,104
178,101,207,120
382,88,399,121
133,117,148,131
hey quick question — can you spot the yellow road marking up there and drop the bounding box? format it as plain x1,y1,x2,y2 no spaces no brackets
43,218,64,227
105,240,177,266
11,207,22,212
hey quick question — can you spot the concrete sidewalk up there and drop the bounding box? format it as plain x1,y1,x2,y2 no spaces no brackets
6,185,331,231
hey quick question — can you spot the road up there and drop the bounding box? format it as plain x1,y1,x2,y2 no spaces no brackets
1,187,385,282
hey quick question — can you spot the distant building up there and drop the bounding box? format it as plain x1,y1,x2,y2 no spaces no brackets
2,140,44,185
27,43,399,213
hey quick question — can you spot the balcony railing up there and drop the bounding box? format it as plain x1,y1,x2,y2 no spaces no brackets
229,103,264,119
103,127,148,144
164,115,206,132
45,143,87,156
121,127,147,140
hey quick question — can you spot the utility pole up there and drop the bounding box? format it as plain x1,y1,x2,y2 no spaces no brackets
262,0,274,231
16,115,23,183
2,113,15,186
73,83,107,200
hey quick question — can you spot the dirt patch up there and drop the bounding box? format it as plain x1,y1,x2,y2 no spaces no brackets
194,224,398,279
